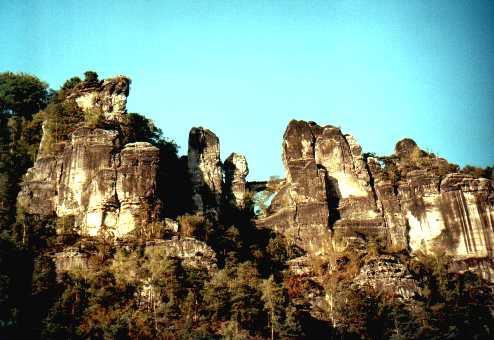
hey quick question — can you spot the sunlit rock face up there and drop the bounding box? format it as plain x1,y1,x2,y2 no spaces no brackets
400,172,494,258
259,120,494,280
313,126,384,250
19,128,160,237
72,76,130,122
187,127,223,212
257,120,331,254
258,120,384,254
367,158,409,250
54,237,217,280
368,139,494,279
18,76,160,237
224,152,249,208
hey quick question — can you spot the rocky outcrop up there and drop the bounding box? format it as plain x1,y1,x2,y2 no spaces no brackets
18,76,160,237
54,237,217,280
53,247,95,279
314,126,384,250
224,153,249,208
368,140,494,276
72,76,130,122
187,127,223,212
353,256,418,299
257,121,331,254
259,120,494,280
19,128,160,237
257,120,384,254
144,237,217,272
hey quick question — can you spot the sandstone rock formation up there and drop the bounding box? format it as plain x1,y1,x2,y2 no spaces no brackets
257,120,383,254
53,247,96,279
144,237,217,272
18,76,160,237
313,126,384,250
54,237,217,280
368,141,494,279
257,121,331,254
72,76,130,122
19,127,159,237
353,255,418,300
187,127,223,212
224,152,249,208
259,120,494,280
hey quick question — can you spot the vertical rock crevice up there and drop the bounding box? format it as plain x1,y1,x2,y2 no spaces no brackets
18,76,161,237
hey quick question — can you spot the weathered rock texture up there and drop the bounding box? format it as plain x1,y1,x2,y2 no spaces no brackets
144,237,217,272
259,120,494,279
314,127,384,250
53,247,96,279
368,140,494,279
54,237,217,280
257,121,331,254
72,76,130,122
353,255,418,300
224,152,249,208
18,76,160,237
19,128,159,237
187,127,223,212
257,120,383,254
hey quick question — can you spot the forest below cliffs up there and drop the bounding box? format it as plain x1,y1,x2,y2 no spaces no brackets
1,71,494,340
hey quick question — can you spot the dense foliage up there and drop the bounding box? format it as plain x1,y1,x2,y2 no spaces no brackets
1,72,493,339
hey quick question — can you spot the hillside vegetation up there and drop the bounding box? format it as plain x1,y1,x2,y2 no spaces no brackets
1,72,493,339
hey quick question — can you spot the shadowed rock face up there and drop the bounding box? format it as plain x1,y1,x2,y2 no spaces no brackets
224,152,249,208
354,255,419,300
187,127,223,212
18,76,160,237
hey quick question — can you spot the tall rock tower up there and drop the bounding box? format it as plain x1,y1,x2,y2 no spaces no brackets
18,75,160,237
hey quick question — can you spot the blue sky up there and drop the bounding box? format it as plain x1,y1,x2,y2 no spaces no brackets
1,0,493,180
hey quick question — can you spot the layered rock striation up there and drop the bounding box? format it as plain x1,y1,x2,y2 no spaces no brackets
368,141,494,279
259,120,494,279
71,75,130,122
18,76,160,237
187,127,223,212
224,152,249,208
257,120,384,254
187,127,250,213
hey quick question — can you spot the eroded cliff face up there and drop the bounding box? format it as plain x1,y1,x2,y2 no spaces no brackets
257,121,330,254
187,127,250,213
72,76,130,122
367,140,494,279
18,76,160,237
257,120,384,254
259,119,494,279
224,152,249,208
187,127,223,212
54,237,217,281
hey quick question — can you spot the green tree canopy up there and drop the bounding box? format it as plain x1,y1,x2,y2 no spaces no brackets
0,72,49,119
